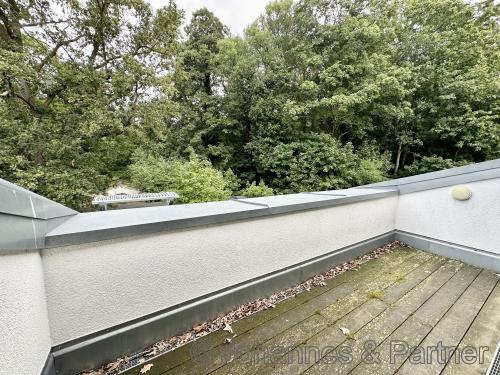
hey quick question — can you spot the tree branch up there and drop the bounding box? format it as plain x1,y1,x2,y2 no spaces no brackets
36,34,83,72
0,7,14,41
21,18,75,28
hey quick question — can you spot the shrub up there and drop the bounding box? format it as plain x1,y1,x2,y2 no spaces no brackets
240,181,274,197
249,134,391,193
402,156,470,176
129,151,231,203
353,145,392,185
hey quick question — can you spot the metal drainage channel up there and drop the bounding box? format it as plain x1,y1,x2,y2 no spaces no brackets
487,341,500,375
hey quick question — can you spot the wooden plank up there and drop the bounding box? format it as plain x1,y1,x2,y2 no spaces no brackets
303,259,465,374
442,277,500,375
318,251,436,323
349,264,481,375
397,269,498,375
153,248,422,375
380,256,447,304
161,284,356,375
259,299,388,375
201,250,432,375
210,314,330,375
319,253,442,323
260,256,446,375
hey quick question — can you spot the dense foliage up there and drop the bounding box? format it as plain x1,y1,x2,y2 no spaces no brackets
129,151,231,203
0,0,498,209
240,181,275,198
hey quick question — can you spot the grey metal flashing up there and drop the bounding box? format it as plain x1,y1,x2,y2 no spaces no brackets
45,201,269,248
306,188,398,197
361,158,500,194
395,230,500,273
230,198,270,207
44,190,397,248
302,192,347,197
239,190,397,216
50,231,395,375
40,353,56,375
394,169,500,194
0,178,77,252
0,178,77,219
0,214,69,253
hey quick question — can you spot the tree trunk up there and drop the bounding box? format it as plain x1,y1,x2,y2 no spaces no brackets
393,142,403,177
401,146,409,170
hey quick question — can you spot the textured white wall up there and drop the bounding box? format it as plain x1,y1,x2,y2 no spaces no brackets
396,178,500,253
0,252,52,375
42,196,397,345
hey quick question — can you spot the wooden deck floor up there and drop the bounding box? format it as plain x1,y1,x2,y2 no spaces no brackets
123,247,500,375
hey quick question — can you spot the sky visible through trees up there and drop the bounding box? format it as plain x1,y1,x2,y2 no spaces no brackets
0,0,498,209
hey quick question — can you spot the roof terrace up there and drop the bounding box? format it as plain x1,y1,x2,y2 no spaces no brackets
0,159,499,375
121,246,499,375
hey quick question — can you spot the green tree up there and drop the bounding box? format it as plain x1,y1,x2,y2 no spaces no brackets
217,0,400,190
0,0,181,208
170,8,230,160
388,0,500,166
402,156,470,176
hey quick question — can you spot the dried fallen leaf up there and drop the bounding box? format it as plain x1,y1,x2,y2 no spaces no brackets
339,327,350,336
105,361,121,372
140,363,154,374
223,323,233,334
193,324,205,333
154,341,168,352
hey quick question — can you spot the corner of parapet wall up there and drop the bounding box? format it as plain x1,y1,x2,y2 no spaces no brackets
0,178,77,252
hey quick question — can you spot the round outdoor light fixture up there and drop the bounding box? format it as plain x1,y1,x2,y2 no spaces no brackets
451,185,472,201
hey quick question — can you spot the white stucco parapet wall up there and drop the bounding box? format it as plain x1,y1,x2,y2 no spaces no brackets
0,252,52,375
43,195,398,345
396,178,500,254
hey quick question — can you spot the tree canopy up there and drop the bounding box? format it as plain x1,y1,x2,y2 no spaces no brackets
1,0,498,209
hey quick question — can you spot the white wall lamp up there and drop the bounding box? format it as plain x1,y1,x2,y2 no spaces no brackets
452,185,472,201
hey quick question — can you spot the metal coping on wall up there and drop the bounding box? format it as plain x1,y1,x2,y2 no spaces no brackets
3,158,500,252
361,158,500,194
